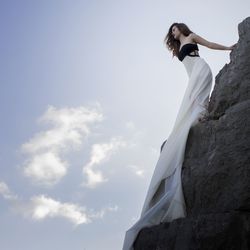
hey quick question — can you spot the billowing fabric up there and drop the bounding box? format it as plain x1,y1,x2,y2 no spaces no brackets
122,55,213,250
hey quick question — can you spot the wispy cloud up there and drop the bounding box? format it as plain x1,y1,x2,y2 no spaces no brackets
16,194,91,225
127,164,145,177
0,180,119,226
22,152,69,187
17,195,119,226
125,121,136,130
81,136,127,188
0,181,18,201
149,146,160,157
19,104,104,187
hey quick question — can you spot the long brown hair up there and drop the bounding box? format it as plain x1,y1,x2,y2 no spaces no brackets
163,23,194,59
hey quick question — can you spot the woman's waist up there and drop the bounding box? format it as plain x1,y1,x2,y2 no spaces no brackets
182,56,207,77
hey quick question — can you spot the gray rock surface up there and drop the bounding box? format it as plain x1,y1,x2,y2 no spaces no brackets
134,16,250,250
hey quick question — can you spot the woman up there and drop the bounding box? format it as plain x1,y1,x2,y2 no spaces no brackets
122,22,236,250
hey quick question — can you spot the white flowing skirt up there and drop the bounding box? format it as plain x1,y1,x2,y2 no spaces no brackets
122,56,213,250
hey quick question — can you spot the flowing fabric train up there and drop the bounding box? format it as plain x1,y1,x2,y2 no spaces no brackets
122,55,213,250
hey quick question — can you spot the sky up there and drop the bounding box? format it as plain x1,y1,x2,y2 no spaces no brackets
0,1,248,249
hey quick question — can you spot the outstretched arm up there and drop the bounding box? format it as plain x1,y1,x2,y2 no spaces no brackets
190,33,236,50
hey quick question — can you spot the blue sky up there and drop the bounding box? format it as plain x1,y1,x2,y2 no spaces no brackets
0,1,248,249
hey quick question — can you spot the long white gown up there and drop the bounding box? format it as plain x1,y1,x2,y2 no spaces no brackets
122,55,213,250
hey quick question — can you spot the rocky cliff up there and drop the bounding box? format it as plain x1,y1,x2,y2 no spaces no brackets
134,16,250,250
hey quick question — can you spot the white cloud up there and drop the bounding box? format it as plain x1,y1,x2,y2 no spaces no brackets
0,181,18,201
23,152,68,186
18,195,91,225
81,136,127,189
15,195,119,226
19,104,104,187
149,146,160,157
0,180,118,226
125,121,136,130
87,204,119,219
123,123,147,150
127,164,145,177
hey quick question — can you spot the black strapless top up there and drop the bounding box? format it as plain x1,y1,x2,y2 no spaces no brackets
178,43,199,61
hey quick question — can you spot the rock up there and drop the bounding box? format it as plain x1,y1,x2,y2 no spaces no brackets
134,16,250,250
134,211,250,250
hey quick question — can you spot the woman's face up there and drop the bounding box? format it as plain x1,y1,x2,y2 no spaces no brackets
171,25,181,40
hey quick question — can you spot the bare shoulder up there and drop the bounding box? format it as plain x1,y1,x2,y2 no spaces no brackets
189,33,211,48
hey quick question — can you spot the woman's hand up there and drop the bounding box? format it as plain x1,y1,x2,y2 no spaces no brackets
228,43,237,50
